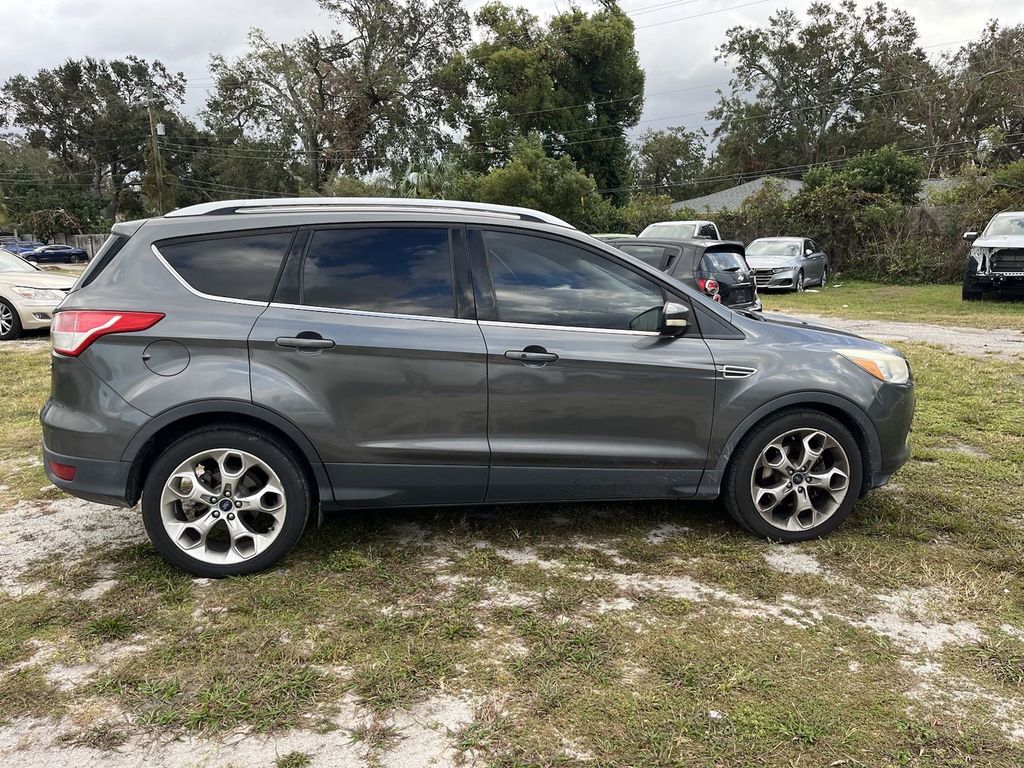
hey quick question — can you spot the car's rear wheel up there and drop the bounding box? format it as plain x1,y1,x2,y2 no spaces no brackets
69,253,83,264
141,427,312,577
723,410,863,541
0,299,23,340
795,270,805,292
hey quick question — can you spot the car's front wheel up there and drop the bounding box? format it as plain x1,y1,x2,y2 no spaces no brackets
819,265,828,287
0,299,23,340
723,410,863,541
141,427,312,577
795,270,805,292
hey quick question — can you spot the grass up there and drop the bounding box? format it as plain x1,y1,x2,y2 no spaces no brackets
0,332,1023,764
761,279,1024,329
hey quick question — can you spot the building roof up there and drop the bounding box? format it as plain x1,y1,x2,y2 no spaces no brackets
671,177,803,212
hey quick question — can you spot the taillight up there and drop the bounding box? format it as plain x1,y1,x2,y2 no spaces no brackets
51,310,164,357
697,278,721,299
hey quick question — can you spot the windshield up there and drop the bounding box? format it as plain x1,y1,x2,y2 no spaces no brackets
641,222,698,238
984,215,1024,237
746,239,801,257
0,251,38,273
700,248,748,272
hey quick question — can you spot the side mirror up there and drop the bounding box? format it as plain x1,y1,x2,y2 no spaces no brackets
662,301,690,334
963,231,979,243
805,248,814,256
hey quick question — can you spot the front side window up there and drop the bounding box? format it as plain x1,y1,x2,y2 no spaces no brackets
159,230,294,302
484,231,663,331
302,227,454,318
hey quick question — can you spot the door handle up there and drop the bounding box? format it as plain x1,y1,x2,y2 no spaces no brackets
505,349,559,365
275,335,336,350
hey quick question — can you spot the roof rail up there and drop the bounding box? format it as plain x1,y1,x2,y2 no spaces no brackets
164,197,575,229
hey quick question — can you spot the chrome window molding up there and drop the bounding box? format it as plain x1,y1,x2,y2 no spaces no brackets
479,319,661,337
150,245,270,307
268,302,475,325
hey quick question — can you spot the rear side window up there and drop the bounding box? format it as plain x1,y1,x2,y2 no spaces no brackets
617,244,668,268
700,248,748,273
159,230,294,302
301,227,454,317
75,234,127,290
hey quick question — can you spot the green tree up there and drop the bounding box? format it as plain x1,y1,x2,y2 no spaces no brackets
207,0,471,190
3,56,186,220
467,1,643,204
472,134,615,230
710,1,927,175
631,127,706,199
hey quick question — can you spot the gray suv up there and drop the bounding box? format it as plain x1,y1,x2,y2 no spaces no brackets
41,198,915,577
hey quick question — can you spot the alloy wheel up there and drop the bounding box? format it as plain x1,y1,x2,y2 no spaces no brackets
820,267,828,287
0,303,13,337
159,448,287,564
749,427,851,532
796,272,805,292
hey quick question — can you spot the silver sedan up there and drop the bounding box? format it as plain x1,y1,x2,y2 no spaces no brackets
746,237,829,292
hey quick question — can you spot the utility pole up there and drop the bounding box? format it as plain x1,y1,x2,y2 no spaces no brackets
146,90,166,215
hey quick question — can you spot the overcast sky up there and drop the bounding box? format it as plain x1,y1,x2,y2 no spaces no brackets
0,0,1019,142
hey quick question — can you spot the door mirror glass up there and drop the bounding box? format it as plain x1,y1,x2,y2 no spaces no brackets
963,231,979,242
805,248,814,255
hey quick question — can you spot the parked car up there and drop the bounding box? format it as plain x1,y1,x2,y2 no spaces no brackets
0,250,76,340
42,197,914,577
608,237,760,310
962,212,1024,301
25,244,89,264
640,220,721,239
591,233,636,242
3,240,46,255
746,237,830,292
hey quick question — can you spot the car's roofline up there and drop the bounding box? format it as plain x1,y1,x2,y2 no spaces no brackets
164,197,575,230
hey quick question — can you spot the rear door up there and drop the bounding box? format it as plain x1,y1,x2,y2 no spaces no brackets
248,225,489,507
470,228,717,503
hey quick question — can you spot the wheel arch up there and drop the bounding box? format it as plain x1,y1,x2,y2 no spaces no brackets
699,392,881,499
121,399,333,508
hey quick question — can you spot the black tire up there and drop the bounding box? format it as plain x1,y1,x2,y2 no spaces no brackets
962,277,983,302
0,299,23,340
722,409,864,542
141,426,312,577
69,253,83,264
795,270,805,293
819,265,828,287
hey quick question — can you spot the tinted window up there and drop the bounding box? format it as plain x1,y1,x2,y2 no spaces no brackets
616,244,669,268
302,228,454,317
700,248,748,272
485,231,663,330
160,231,293,302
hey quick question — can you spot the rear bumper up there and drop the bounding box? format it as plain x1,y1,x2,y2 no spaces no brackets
42,443,133,507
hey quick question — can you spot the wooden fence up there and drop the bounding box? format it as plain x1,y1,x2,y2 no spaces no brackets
49,233,110,259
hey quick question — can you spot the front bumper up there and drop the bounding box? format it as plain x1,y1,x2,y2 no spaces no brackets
752,269,798,289
15,299,62,330
968,273,1024,294
864,381,915,491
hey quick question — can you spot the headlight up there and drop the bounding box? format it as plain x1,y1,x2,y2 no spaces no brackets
772,266,791,273
10,286,65,301
836,348,910,384
969,247,988,270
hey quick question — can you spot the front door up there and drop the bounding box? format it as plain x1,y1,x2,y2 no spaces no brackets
470,228,718,503
249,225,488,507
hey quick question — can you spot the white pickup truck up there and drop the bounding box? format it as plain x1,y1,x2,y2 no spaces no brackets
639,220,721,240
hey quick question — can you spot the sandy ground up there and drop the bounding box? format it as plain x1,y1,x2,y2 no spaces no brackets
789,312,1024,359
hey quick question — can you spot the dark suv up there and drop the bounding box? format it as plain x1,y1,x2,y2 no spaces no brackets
607,237,760,310
41,198,915,577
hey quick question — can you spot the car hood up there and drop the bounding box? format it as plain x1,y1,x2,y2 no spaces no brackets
974,234,1024,249
742,310,875,345
745,256,798,268
0,271,76,289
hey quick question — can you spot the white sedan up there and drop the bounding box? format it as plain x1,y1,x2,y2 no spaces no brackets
0,250,76,340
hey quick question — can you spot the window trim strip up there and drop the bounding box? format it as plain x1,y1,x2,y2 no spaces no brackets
268,301,478,325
